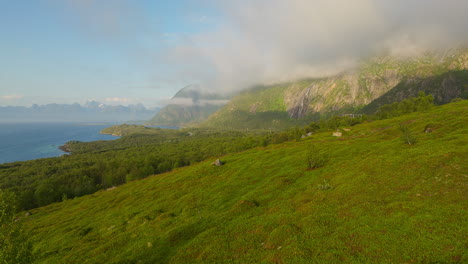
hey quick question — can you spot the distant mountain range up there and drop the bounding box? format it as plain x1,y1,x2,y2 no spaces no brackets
0,101,159,123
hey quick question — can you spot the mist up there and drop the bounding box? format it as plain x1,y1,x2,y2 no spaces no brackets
162,0,468,93
51,0,468,95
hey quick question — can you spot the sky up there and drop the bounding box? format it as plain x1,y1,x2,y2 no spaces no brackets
0,0,217,107
1,0,467,107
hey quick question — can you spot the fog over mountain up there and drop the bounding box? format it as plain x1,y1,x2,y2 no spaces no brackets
157,0,468,93
0,101,159,123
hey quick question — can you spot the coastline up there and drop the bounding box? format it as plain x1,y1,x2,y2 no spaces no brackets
0,123,118,164
99,131,122,137
78,123,114,126
58,144,72,153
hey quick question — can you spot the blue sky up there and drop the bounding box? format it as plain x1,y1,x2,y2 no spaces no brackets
1,0,467,108
0,0,218,107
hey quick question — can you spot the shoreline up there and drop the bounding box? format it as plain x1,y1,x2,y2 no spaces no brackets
0,123,118,164
99,131,121,137
58,144,71,153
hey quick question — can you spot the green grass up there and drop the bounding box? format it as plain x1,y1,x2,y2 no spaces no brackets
21,101,468,263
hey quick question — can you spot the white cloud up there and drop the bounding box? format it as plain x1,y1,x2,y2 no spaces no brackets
104,97,130,103
158,0,468,93
1,94,24,100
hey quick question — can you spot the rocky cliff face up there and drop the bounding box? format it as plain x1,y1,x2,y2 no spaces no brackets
283,49,467,118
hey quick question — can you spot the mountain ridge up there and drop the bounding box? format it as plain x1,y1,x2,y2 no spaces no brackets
201,49,468,129
0,101,158,123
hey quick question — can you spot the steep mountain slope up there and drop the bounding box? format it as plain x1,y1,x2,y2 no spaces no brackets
22,101,468,263
202,50,468,129
201,83,304,129
361,69,468,113
146,85,230,126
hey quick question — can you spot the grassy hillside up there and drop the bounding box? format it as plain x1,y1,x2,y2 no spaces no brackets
22,101,467,263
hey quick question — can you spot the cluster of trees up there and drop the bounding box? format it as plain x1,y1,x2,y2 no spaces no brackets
376,92,434,119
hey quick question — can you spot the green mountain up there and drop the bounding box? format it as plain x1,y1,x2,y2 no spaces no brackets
202,50,468,129
21,100,467,263
146,85,230,126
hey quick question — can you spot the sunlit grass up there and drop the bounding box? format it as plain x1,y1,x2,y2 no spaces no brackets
22,100,468,263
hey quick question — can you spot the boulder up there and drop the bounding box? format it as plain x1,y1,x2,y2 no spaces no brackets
332,131,342,137
211,159,223,166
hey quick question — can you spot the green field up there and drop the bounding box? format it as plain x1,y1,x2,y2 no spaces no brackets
19,100,467,263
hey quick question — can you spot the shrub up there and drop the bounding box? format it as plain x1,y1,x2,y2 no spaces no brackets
399,124,417,145
450,97,463,103
306,146,328,169
317,179,333,190
0,190,34,264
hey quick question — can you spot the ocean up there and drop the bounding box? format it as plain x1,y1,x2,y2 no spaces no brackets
0,123,119,164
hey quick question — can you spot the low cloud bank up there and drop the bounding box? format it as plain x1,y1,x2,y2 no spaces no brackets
165,0,468,93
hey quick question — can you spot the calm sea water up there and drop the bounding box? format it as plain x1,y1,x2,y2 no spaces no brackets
0,123,118,164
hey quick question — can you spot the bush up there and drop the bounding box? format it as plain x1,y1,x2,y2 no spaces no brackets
317,179,333,190
399,124,417,145
306,146,328,169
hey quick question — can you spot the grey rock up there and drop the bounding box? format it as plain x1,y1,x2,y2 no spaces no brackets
211,159,223,166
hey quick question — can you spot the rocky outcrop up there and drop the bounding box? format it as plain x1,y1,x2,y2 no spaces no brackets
211,159,223,166
332,131,342,137
286,85,313,118
284,69,401,118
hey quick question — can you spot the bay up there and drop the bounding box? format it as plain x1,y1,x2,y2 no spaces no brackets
0,123,119,164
